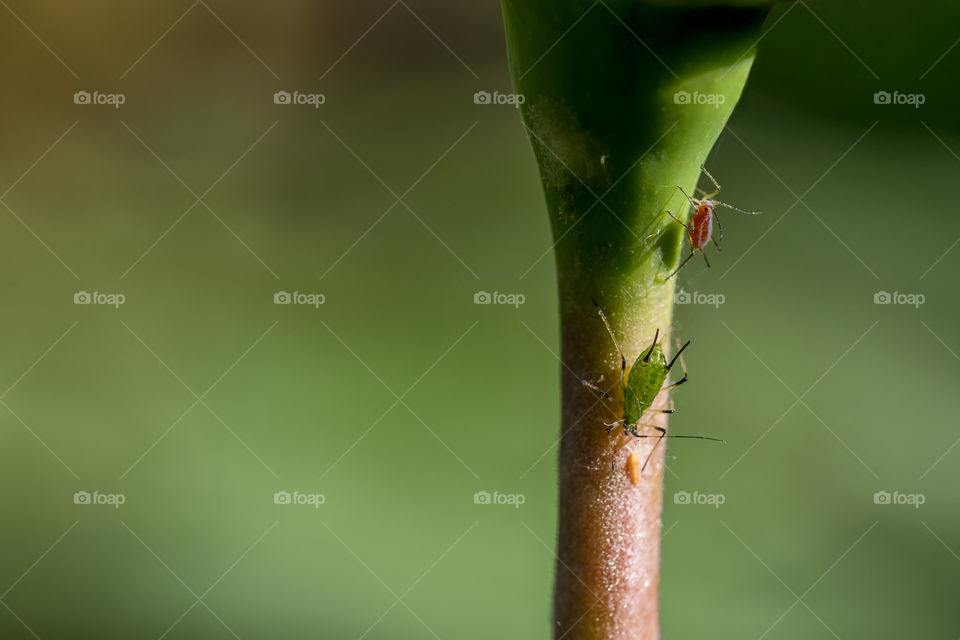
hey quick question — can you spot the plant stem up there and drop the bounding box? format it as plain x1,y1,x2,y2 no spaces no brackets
500,1,782,637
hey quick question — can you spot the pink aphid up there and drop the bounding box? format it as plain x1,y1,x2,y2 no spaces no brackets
665,166,760,278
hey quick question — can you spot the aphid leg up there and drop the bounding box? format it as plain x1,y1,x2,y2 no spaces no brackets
701,250,712,268
665,209,692,231
646,406,675,414
642,328,660,362
581,378,626,427
645,392,677,414
643,429,667,471
666,250,696,280
666,338,690,373
604,419,625,434
593,302,627,383
627,424,667,471
712,211,723,249
580,378,611,400
663,335,689,389
699,165,722,199
662,376,688,391
647,409,675,415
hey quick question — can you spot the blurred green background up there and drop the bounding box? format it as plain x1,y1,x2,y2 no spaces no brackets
0,1,958,638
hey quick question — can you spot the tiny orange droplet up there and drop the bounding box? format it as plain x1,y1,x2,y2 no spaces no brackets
626,451,641,485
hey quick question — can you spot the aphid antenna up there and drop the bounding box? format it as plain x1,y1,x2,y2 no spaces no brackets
714,200,762,215
642,328,660,362
631,427,725,472
634,434,726,443
633,424,727,473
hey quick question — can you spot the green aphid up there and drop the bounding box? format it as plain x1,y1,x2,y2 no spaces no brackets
581,303,724,473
